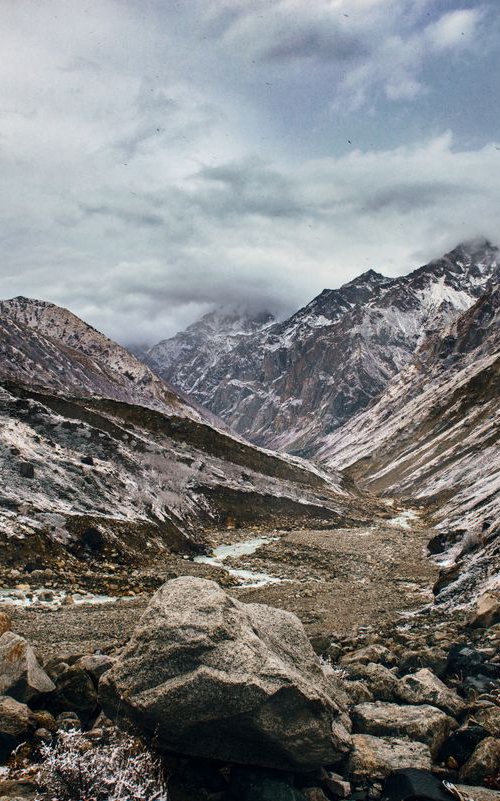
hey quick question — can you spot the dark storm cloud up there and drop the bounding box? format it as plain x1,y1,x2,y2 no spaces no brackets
0,0,498,344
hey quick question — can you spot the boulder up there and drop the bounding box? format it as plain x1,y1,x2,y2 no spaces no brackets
397,669,466,717
345,662,400,701
0,696,33,762
347,735,431,781
454,785,500,801
474,706,500,738
459,736,500,784
382,768,452,801
75,654,115,684
100,577,351,770
50,666,98,721
319,770,350,799
0,632,55,702
469,593,500,629
438,723,489,766
352,702,455,757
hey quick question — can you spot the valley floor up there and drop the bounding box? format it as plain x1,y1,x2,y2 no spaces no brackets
5,511,439,659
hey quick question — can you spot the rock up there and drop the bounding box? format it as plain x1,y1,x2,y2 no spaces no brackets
31,710,56,732
0,632,55,702
469,593,500,629
347,735,431,781
446,645,484,677
345,680,374,705
100,577,351,770
352,702,455,757
382,768,452,801
75,654,115,683
438,723,489,766
0,696,33,762
454,785,500,801
56,711,81,731
397,669,466,717
319,770,350,798
0,779,37,800
474,706,500,738
346,663,401,701
229,767,307,801
399,648,448,678
459,736,500,783
302,789,329,801
0,614,11,637
50,666,98,721
340,645,397,667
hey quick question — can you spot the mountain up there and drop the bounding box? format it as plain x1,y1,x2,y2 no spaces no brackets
144,239,499,457
146,307,275,409
318,283,500,606
0,297,376,586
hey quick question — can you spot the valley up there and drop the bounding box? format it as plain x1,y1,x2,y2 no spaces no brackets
0,240,499,800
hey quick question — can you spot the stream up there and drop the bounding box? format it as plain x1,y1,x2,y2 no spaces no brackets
193,536,283,587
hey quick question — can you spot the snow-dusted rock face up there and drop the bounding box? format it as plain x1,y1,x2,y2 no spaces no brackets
147,307,275,405
145,240,499,456
320,285,500,605
0,296,199,422
0,298,372,573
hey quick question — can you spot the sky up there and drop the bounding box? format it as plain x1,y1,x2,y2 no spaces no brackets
1,0,499,344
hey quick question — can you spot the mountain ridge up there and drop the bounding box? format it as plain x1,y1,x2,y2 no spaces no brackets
144,239,499,456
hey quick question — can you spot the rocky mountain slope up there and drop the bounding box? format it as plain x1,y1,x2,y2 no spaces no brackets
0,298,378,587
145,240,499,457
319,284,500,606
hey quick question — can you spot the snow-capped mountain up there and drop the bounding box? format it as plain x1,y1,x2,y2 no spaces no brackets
319,283,500,605
146,307,275,408
0,298,375,577
145,240,499,456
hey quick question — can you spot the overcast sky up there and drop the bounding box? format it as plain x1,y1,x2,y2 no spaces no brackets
1,0,499,344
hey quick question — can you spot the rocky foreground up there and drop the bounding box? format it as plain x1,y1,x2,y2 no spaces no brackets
0,575,499,801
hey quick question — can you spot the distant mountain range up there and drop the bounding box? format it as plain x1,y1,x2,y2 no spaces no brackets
145,239,499,457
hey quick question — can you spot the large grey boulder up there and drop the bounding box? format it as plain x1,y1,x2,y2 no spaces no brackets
352,701,455,757
100,577,351,770
0,633,55,702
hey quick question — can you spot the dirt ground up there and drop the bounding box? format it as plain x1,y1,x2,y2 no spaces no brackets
5,514,438,661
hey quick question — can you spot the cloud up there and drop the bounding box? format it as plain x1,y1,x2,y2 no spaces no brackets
0,0,498,345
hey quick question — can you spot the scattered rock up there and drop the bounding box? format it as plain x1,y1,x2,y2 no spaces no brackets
346,663,400,701
438,723,489,767
0,696,33,761
340,645,396,667
0,632,55,702
459,736,500,783
100,577,351,770
75,654,115,683
381,768,451,801
469,593,500,629
397,668,466,717
474,706,500,738
352,702,455,757
50,666,97,721
319,769,350,798
347,734,431,781
399,648,448,678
